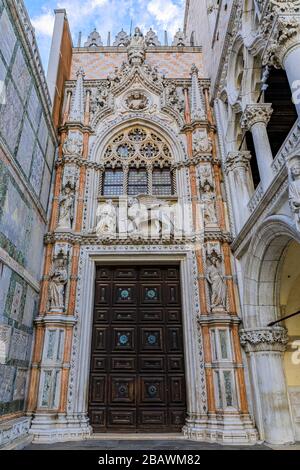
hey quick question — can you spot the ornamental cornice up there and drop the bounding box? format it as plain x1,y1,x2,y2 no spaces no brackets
34,315,78,326
172,155,214,170
58,122,93,134
44,230,232,246
197,315,241,326
55,155,105,171
239,326,289,352
225,151,252,174
240,103,273,130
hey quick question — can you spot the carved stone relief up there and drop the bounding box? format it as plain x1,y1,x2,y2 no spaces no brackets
63,132,83,157
193,129,213,153
288,161,300,230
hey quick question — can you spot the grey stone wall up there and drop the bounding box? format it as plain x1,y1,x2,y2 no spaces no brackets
0,0,56,421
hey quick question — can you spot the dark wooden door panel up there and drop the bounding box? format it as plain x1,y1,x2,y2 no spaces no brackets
88,265,187,432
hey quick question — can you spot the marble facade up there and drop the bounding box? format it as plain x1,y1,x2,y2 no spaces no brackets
0,0,57,448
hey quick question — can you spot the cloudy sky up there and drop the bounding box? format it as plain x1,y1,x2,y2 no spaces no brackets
24,0,185,71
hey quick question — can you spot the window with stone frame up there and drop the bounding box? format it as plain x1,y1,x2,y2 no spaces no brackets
103,169,124,196
101,127,175,197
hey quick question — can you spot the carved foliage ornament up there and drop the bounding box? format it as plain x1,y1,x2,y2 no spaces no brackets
240,327,289,352
240,104,273,130
270,1,300,13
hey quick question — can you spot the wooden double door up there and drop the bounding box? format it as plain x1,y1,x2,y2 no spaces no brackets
88,265,187,432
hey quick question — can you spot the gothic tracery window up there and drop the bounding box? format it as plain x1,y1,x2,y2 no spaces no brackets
101,127,175,196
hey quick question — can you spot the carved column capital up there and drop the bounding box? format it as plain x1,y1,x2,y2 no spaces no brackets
225,151,252,174
264,11,300,67
240,103,273,131
239,327,289,353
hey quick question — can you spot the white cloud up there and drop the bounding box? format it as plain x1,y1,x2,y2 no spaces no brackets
31,10,55,37
147,0,184,36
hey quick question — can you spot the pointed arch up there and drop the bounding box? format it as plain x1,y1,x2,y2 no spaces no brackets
243,215,300,329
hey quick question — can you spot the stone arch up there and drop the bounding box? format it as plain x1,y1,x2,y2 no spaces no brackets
243,215,300,329
227,35,245,105
85,116,189,232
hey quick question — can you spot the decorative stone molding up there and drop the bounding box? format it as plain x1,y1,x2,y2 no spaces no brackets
240,103,273,131
239,327,289,352
44,229,233,247
225,151,252,174
0,417,31,448
247,183,264,213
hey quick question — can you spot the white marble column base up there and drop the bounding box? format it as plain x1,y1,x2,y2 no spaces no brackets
183,413,259,445
29,413,91,443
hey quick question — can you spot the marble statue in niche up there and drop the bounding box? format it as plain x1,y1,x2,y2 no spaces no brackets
202,182,218,225
57,182,75,230
289,163,300,231
198,166,218,225
48,251,68,313
96,200,117,236
206,249,227,313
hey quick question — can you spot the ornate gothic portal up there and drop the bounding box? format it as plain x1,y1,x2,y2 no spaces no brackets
27,28,258,444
